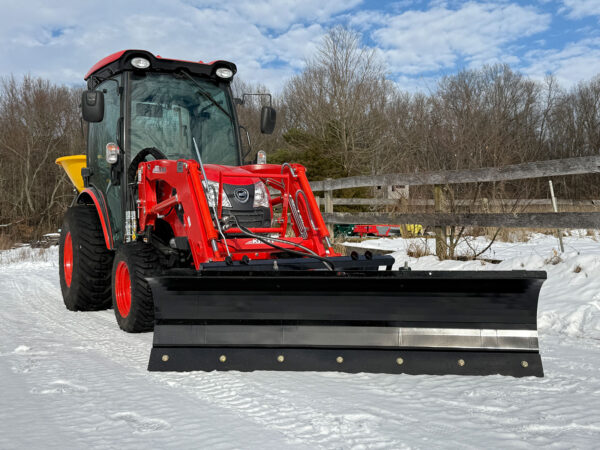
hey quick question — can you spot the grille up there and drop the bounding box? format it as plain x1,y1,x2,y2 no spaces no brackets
230,208,270,228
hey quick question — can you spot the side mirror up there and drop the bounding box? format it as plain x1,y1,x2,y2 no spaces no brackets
81,90,104,122
260,106,276,134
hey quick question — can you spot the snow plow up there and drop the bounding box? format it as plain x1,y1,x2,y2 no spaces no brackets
56,50,546,377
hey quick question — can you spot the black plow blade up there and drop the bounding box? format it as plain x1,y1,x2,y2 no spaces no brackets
148,270,546,377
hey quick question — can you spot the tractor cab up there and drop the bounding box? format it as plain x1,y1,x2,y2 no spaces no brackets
80,50,275,244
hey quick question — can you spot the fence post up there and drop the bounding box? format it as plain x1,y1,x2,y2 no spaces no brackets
324,180,334,239
549,180,565,253
434,185,448,259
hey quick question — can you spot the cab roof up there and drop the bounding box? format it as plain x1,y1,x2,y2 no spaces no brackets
84,49,236,88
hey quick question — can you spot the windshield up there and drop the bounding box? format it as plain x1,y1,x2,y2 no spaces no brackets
129,72,239,165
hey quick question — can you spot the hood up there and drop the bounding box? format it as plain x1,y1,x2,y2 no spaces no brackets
203,164,258,186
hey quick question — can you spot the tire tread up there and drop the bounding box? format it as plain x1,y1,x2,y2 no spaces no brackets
60,205,113,311
112,242,159,332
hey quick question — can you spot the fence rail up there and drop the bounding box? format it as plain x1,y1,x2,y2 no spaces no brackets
310,155,600,192
323,212,600,228
307,155,600,241
316,198,600,207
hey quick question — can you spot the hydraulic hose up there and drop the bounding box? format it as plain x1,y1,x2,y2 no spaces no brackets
232,217,334,271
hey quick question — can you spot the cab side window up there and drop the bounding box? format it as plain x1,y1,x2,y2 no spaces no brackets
88,79,121,192
87,78,122,241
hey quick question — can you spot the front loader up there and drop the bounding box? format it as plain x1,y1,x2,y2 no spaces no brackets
56,50,546,377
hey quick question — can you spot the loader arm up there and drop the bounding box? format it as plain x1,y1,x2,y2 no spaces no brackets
136,160,334,268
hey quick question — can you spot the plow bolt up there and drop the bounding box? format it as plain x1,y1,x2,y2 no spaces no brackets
336,356,344,364
219,355,227,363
396,357,404,365
277,355,285,363
521,360,529,368
458,359,465,367
161,354,169,362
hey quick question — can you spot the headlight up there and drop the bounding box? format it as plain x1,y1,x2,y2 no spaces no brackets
204,181,231,208
253,182,269,208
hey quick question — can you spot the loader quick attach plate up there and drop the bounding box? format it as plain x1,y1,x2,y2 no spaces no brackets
147,270,546,377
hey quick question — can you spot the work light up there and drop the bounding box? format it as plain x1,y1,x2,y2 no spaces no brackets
131,57,150,69
216,67,233,79
105,142,119,164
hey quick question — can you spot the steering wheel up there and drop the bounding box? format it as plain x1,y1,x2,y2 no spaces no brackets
127,147,167,184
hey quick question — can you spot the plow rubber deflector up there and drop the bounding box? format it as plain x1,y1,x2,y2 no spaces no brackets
148,270,546,377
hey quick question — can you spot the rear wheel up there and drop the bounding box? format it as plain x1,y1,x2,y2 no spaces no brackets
112,242,160,332
59,205,113,311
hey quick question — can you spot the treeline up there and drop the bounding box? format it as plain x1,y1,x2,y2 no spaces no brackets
0,77,83,245
1,27,599,244
239,28,600,204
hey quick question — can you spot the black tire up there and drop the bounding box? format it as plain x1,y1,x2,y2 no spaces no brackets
59,205,114,311
112,242,160,332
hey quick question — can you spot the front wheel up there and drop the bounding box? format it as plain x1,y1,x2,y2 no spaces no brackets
112,242,160,332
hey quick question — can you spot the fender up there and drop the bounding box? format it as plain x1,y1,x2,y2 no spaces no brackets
76,187,114,250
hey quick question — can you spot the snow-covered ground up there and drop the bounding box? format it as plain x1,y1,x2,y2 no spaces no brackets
1,235,600,449
350,231,600,342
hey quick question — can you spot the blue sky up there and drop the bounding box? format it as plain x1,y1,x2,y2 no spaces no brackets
0,0,599,92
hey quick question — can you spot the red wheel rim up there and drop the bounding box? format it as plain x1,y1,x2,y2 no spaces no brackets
64,232,73,287
115,261,132,318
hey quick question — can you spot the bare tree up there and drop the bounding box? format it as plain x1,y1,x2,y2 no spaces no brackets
0,75,84,243
283,27,394,177
232,77,286,162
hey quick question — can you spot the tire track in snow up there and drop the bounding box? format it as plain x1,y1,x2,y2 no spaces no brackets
1,263,446,448
3,253,600,449
2,264,408,448
0,264,307,449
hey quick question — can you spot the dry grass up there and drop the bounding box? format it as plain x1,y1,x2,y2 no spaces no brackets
544,249,563,265
0,246,51,265
467,227,534,243
406,240,432,258
332,242,349,256
0,233,14,251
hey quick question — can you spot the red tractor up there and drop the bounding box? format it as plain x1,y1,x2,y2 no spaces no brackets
56,50,546,376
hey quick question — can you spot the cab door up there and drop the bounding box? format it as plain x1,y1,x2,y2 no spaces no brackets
87,77,123,243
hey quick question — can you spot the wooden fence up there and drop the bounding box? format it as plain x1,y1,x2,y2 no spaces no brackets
317,198,600,207
321,212,600,228
309,155,600,231
310,155,600,191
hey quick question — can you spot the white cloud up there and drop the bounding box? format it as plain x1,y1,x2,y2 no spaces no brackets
270,24,325,69
183,0,362,31
559,0,600,19
522,37,600,86
0,0,346,91
392,74,440,94
347,10,387,31
0,0,598,94
366,2,551,75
